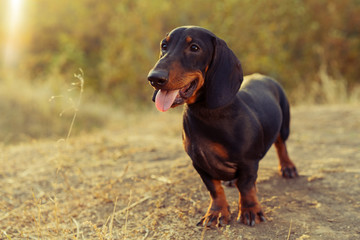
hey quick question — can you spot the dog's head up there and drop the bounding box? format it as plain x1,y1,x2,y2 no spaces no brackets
147,26,243,112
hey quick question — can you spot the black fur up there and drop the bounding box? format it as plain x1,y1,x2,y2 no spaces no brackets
147,26,298,227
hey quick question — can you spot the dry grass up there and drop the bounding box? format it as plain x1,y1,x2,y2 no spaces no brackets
1,105,360,239
0,131,198,239
0,71,360,239
292,65,360,105
0,72,107,144
49,69,85,142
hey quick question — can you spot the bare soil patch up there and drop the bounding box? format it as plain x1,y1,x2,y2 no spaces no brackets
1,105,359,239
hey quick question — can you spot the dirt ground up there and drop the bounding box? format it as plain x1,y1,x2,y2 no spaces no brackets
0,105,359,239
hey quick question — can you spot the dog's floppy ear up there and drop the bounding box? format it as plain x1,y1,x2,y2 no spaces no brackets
205,37,243,109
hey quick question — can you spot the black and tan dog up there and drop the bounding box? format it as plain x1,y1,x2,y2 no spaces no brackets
147,26,298,227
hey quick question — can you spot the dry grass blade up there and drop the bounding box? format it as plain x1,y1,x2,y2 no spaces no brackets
142,229,149,240
49,68,85,142
287,219,293,240
1,230,12,240
108,197,118,240
49,197,59,234
115,195,151,216
65,69,84,141
123,191,132,240
32,191,43,239
200,225,207,240
72,217,83,240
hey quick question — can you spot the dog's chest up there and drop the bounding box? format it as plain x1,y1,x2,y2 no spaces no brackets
182,117,238,180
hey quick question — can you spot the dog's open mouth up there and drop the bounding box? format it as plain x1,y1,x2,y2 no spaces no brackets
154,79,198,112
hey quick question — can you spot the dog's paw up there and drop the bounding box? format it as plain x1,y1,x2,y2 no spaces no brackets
237,206,266,226
280,165,298,178
197,206,231,227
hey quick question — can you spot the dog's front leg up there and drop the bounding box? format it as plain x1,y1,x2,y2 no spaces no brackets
235,166,266,226
195,169,231,227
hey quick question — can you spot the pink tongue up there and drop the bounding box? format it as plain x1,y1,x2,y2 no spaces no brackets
155,89,179,112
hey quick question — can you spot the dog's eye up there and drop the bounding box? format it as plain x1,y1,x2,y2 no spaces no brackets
161,42,168,51
190,44,200,52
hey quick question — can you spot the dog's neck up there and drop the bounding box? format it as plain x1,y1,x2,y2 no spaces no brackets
185,98,238,121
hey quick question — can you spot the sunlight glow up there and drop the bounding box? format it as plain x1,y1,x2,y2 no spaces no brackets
4,0,25,67
9,0,23,29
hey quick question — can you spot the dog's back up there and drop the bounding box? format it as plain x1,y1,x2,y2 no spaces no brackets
239,73,291,145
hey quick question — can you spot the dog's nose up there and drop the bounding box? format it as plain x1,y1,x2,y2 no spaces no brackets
147,70,169,87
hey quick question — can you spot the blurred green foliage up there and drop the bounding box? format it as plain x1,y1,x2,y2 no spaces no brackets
0,0,359,143
2,0,360,104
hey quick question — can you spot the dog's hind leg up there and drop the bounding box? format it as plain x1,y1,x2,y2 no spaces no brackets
274,134,298,178
275,87,298,178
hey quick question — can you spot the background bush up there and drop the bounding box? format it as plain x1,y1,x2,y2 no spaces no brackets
0,0,359,143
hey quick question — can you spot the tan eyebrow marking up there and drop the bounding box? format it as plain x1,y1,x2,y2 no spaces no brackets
186,36,192,43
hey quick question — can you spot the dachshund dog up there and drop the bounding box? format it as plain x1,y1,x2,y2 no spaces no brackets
147,26,298,227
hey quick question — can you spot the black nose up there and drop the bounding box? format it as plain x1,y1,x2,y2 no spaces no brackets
147,69,169,87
